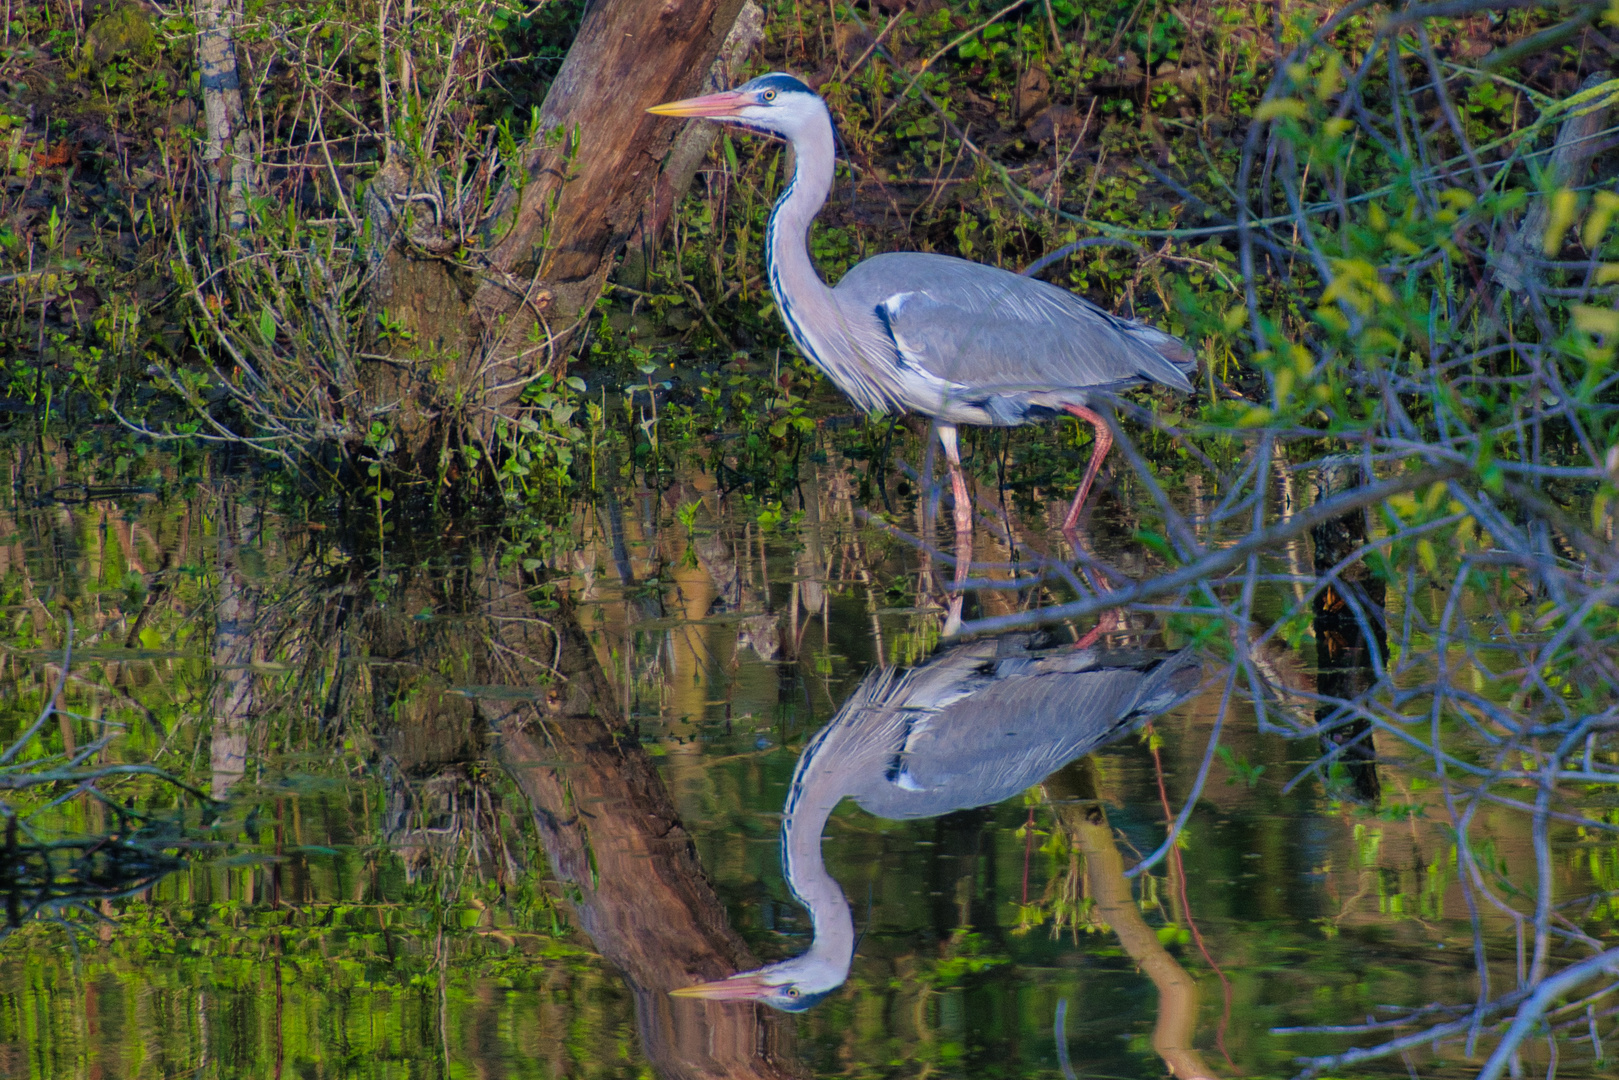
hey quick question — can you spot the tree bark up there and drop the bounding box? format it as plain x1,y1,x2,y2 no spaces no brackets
1492,70,1614,296
372,0,752,452
195,0,252,233
619,1,766,290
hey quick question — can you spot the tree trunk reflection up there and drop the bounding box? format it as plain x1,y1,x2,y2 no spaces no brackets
482,579,804,1080
210,491,258,801
1047,760,1216,1080
1311,456,1384,802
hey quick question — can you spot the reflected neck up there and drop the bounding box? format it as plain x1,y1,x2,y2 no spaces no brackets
782,771,856,975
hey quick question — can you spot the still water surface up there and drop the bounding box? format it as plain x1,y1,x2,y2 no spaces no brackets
0,439,1588,1079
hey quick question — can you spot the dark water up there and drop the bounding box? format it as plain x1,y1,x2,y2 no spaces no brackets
0,438,1603,1080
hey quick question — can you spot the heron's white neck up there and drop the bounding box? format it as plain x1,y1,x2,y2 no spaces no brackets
766,112,840,356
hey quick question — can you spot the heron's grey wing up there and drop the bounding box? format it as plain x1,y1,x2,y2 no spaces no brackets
872,667,1145,816
834,252,1194,397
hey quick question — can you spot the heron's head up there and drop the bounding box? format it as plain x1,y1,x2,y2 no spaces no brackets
648,73,826,141
669,954,841,1013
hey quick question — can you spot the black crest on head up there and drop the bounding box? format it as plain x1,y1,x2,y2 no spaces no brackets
743,72,814,97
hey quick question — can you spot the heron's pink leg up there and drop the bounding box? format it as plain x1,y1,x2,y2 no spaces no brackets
938,425,973,634
946,460,973,558
1072,609,1120,650
1057,406,1118,647
1060,404,1114,535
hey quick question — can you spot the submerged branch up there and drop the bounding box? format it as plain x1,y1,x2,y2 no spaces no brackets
949,465,1464,638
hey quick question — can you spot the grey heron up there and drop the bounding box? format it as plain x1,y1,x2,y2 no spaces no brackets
649,74,1197,552
670,634,1201,1010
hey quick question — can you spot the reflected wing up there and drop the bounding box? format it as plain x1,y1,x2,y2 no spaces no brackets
866,648,1202,817
785,642,1004,821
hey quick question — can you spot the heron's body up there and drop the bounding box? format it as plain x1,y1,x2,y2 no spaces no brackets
671,635,1201,1010
765,137,1196,427
829,252,1195,426
650,73,1196,607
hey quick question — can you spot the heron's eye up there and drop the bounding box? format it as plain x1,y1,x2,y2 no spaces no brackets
761,89,777,103
784,987,800,999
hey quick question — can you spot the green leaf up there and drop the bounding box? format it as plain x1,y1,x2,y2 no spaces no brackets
1573,305,1619,336
1131,529,1176,562
1253,99,1307,122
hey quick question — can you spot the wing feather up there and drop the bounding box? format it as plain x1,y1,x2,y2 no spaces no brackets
837,252,1194,396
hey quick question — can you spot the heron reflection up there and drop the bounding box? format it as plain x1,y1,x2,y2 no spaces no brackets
672,634,1201,1011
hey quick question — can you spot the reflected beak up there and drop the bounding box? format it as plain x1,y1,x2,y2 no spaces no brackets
647,89,752,119
669,972,775,1001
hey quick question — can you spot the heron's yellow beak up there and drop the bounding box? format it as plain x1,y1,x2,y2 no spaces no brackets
668,972,775,1000
648,89,751,119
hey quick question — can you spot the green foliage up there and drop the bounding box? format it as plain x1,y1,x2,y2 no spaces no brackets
83,5,155,72
1217,744,1266,788
6,3,1619,1072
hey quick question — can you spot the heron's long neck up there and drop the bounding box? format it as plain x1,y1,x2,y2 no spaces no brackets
781,766,856,974
766,118,839,347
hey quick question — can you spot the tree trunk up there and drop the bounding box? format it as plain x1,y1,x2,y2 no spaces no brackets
1311,455,1385,802
1492,70,1614,296
619,1,766,290
210,492,260,800
372,0,752,452
195,0,251,233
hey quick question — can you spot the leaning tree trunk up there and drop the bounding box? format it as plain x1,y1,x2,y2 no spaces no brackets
1492,70,1614,297
619,1,765,290
370,0,750,454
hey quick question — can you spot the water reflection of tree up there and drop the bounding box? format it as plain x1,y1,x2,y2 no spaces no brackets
256,524,806,1077
1045,759,1216,1080
0,643,189,937
482,585,805,1079
624,391,1619,1076
3,353,1619,1078
0,451,214,940
0,457,812,1074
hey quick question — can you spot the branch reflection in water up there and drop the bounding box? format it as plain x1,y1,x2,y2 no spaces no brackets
672,633,1201,1010
1047,758,1216,1080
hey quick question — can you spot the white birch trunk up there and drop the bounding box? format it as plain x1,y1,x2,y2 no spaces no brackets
196,0,252,232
